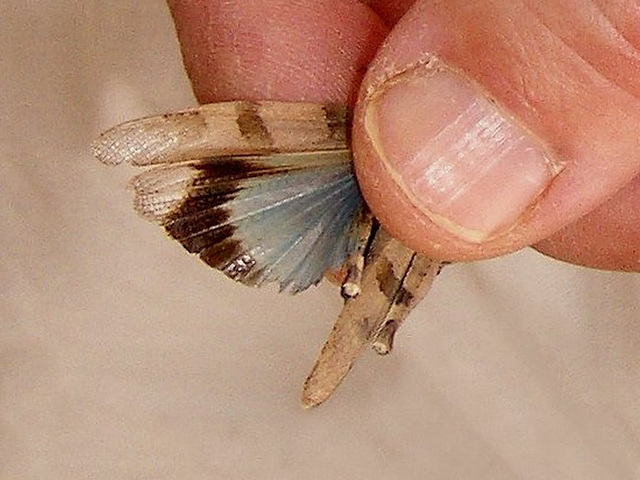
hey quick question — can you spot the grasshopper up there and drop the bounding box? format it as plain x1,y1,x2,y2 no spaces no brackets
93,101,443,408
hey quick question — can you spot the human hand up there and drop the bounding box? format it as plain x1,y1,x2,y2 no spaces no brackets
167,0,640,271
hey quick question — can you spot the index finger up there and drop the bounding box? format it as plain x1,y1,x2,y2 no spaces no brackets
166,0,388,105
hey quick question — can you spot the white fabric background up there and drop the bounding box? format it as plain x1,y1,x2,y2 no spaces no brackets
2,2,640,478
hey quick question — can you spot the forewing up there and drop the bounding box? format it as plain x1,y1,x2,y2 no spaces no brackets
92,101,348,166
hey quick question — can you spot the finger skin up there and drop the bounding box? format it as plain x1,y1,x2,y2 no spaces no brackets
534,175,640,271
352,0,640,265
531,0,640,270
166,0,387,104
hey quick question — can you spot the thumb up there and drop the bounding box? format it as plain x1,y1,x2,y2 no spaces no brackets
352,1,640,262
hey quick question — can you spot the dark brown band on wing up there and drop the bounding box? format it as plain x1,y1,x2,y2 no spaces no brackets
201,239,243,269
162,161,248,265
161,156,308,277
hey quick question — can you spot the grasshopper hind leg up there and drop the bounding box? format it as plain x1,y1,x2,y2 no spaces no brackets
371,255,446,356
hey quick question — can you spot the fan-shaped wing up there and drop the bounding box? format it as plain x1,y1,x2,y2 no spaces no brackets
93,102,364,293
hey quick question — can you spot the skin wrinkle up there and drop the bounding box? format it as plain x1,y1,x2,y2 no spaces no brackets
593,0,640,48
522,0,640,99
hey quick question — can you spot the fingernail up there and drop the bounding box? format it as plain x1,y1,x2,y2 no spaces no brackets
364,62,564,243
